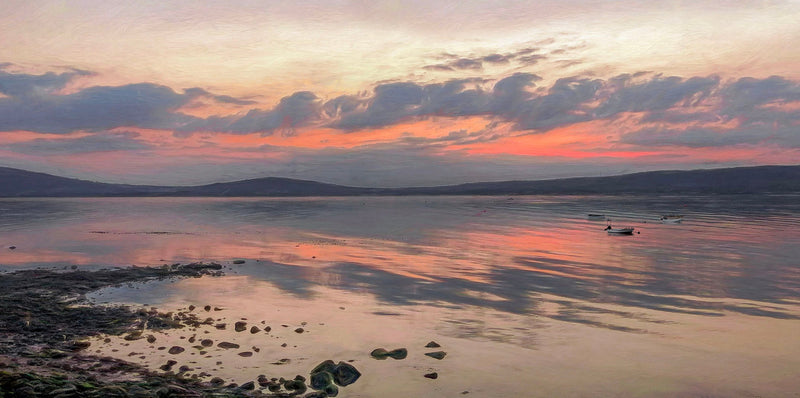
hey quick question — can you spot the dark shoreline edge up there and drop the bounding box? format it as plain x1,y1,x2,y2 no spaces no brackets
0,263,315,397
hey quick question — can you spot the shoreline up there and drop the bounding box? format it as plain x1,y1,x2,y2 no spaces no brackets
0,263,333,397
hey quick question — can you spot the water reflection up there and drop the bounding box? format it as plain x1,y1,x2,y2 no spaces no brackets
2,195,800,329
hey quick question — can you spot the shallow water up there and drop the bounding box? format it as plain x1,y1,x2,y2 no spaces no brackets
2,195,800,397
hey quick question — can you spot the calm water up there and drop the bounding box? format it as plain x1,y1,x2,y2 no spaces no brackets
2,195,800,397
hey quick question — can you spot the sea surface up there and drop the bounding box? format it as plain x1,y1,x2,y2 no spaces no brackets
2,195,800,397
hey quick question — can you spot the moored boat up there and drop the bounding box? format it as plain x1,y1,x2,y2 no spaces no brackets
604,226,635,234
660,215,683,223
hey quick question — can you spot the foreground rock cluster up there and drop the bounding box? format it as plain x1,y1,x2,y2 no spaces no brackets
0,263,362,397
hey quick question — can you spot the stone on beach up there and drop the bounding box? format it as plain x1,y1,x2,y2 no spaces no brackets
388,348,408,359
217,341,239,349
332,361,361,386
235,321,247,332
424,372,439,379
425,341,441,348
250,326,260,334
168,346,185,355
425,351,447,360
309,370,334,390
370,348,389,359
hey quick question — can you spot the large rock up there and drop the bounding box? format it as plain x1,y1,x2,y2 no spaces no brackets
332,361,361,386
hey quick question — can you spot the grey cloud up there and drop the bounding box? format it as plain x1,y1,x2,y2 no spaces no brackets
333,83,424,129
5,131,152,154
482,54,511,64
721,76,800,115
183,87,256,105
0,69,91,98
595,75,720,118
518,54,546,66
621,125,800,148
515,77,603,130
419,79,491,116
491,72,542,118
0,82,202,134
179,91,323,135
423,47,547,72
451,58,483,70
423,64,455,72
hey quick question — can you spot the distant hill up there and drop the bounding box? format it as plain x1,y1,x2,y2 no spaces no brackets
0,165,798,197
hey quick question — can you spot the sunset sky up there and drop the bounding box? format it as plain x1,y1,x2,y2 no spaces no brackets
1,0,799,187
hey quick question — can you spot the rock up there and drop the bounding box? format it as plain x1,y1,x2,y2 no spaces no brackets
238,351,253,357
266,380,282,392
178,365,191,373
71,340,91,351
146,334,156,343
424,372,439,379
284,379,307,393
235,321,247,332
311,360,336,374
210,377,225,386
425,341,441,348
332,361,361,386
200,339,213,347
295,327,305,333
160,360,177,371
310,370,334,390
240,381,255,390
250,326,260,334
324,384,340,397
188,305,196,311
425,351,447,360
215,323,226,329
370,348,389,359
264,326,272,332
257,375,270,387
204,305,211,311
388,348,408,359
232,260,245,264
168,346,185,354
217,341,240,349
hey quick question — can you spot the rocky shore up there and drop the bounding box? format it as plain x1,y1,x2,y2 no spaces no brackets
0,263,341,397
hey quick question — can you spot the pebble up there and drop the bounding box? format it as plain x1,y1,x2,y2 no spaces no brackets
425,351,447,360
217,341,240,349
424,372,439,379
425,341,441,348
168,346,185,355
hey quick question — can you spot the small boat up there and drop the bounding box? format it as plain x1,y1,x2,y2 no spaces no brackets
604,226,635,234
587,214,606,220
659,215,683,223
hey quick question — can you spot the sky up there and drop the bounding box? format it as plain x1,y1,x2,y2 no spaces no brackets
0,0,799,187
